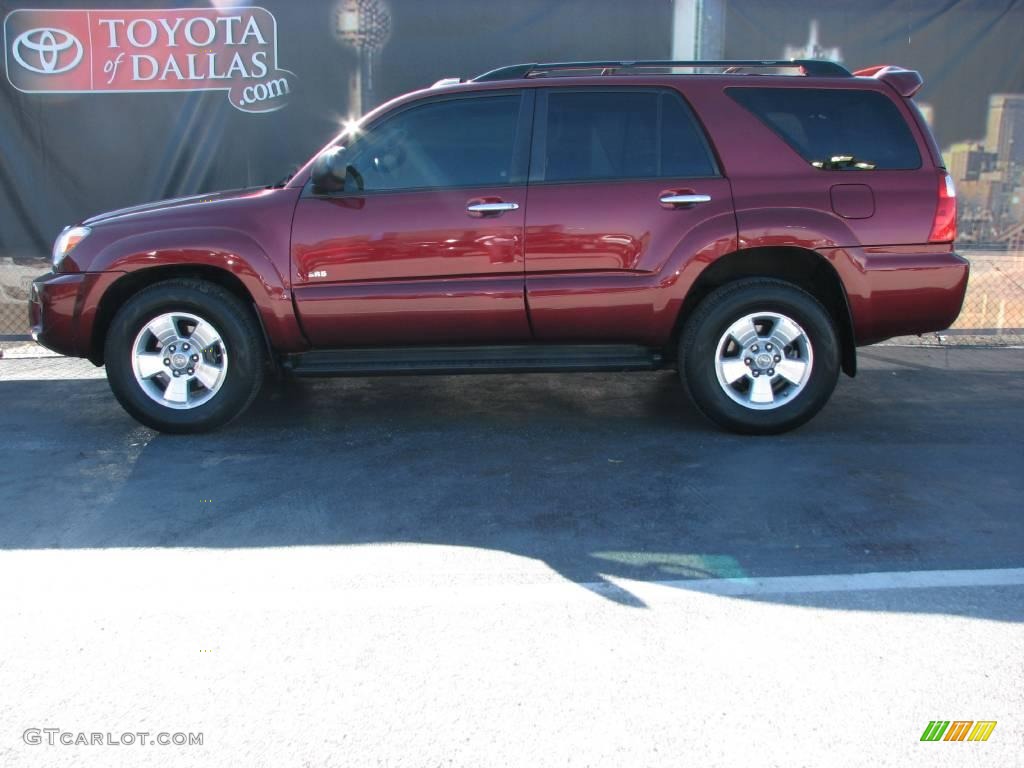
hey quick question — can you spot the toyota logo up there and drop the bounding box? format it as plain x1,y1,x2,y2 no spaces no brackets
11,27,83,74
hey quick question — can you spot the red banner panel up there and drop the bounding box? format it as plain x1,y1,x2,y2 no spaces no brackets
4,7,294,112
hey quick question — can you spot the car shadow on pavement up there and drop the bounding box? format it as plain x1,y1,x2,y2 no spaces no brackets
1,352,1022,619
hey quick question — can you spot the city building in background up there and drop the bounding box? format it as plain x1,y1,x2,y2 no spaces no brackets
945,94,1024,246
986,95,1024,170
783,20,841,63
917,103,935,131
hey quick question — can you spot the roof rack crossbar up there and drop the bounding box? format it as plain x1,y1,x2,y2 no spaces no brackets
474,59,850,82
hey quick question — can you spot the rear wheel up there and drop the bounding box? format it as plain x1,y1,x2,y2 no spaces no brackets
104,279,265,433
679,278,840,434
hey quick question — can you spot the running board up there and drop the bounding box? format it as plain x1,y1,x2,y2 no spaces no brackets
283,344,664,377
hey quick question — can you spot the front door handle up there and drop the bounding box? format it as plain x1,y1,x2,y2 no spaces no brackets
659,193,712,206
466,201,519,214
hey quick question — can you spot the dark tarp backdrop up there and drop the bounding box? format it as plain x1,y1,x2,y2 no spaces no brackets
0,0,670,259
1,0,1022,338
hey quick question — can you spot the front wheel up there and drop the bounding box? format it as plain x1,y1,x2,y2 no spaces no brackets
679,278,840,435
104,278,265,433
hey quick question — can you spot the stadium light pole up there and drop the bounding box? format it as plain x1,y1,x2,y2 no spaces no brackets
335,0,392,118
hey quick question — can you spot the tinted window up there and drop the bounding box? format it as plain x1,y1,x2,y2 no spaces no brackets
727,87,921,170
540,90,716,182
342,95,521,191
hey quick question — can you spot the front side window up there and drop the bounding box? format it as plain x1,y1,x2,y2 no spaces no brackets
340,95,522,192
727,87,922,170
537,89,717,183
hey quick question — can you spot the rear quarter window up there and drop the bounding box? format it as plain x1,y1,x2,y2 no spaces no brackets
726,87,921,170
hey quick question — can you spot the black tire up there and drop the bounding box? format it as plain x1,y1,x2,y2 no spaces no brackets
104,278,265,434
679,278,840,435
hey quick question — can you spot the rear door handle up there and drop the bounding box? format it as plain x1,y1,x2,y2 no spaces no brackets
659,193,712,206
466,201,519,214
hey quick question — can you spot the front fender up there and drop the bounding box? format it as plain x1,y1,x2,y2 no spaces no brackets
87,225,307,352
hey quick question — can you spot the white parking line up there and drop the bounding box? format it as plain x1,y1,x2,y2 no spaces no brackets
594,567,1024,598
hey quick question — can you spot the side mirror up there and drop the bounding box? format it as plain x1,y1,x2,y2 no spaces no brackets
311,147,348,194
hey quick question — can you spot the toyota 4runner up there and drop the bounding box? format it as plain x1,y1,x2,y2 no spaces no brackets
30,59,969,434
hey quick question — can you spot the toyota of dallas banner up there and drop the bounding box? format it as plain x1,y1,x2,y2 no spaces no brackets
5,7,294,112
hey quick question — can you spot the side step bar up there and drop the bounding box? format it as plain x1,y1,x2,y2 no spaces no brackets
283,344,665,377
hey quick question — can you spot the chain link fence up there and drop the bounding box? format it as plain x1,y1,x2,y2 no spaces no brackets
3,248,1023,346
941,249,1024,345
0,257,46,341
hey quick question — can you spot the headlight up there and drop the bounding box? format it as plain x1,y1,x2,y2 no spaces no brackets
52,225,91,270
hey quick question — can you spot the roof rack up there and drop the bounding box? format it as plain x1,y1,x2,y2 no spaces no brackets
473,59,850,82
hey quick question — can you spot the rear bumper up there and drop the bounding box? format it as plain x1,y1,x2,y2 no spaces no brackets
826,247,970,345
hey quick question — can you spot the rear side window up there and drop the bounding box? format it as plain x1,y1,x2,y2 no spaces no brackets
727,87,921,170
537,89,717,183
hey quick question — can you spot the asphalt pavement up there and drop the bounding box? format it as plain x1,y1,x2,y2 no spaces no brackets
0,345,1022,767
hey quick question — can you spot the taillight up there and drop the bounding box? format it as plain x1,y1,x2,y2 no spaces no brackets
928,171,957,243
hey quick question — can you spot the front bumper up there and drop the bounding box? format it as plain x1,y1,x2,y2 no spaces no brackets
30,272,88,356
29,270,123,361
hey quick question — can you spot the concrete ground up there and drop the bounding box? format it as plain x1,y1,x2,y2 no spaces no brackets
0,346,1022,767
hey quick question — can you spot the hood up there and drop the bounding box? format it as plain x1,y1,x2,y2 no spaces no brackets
82,187,265,226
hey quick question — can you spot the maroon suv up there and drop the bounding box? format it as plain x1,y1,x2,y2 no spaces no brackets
30,59,968,434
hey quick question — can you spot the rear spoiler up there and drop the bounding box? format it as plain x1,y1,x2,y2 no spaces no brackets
853,65,923,98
